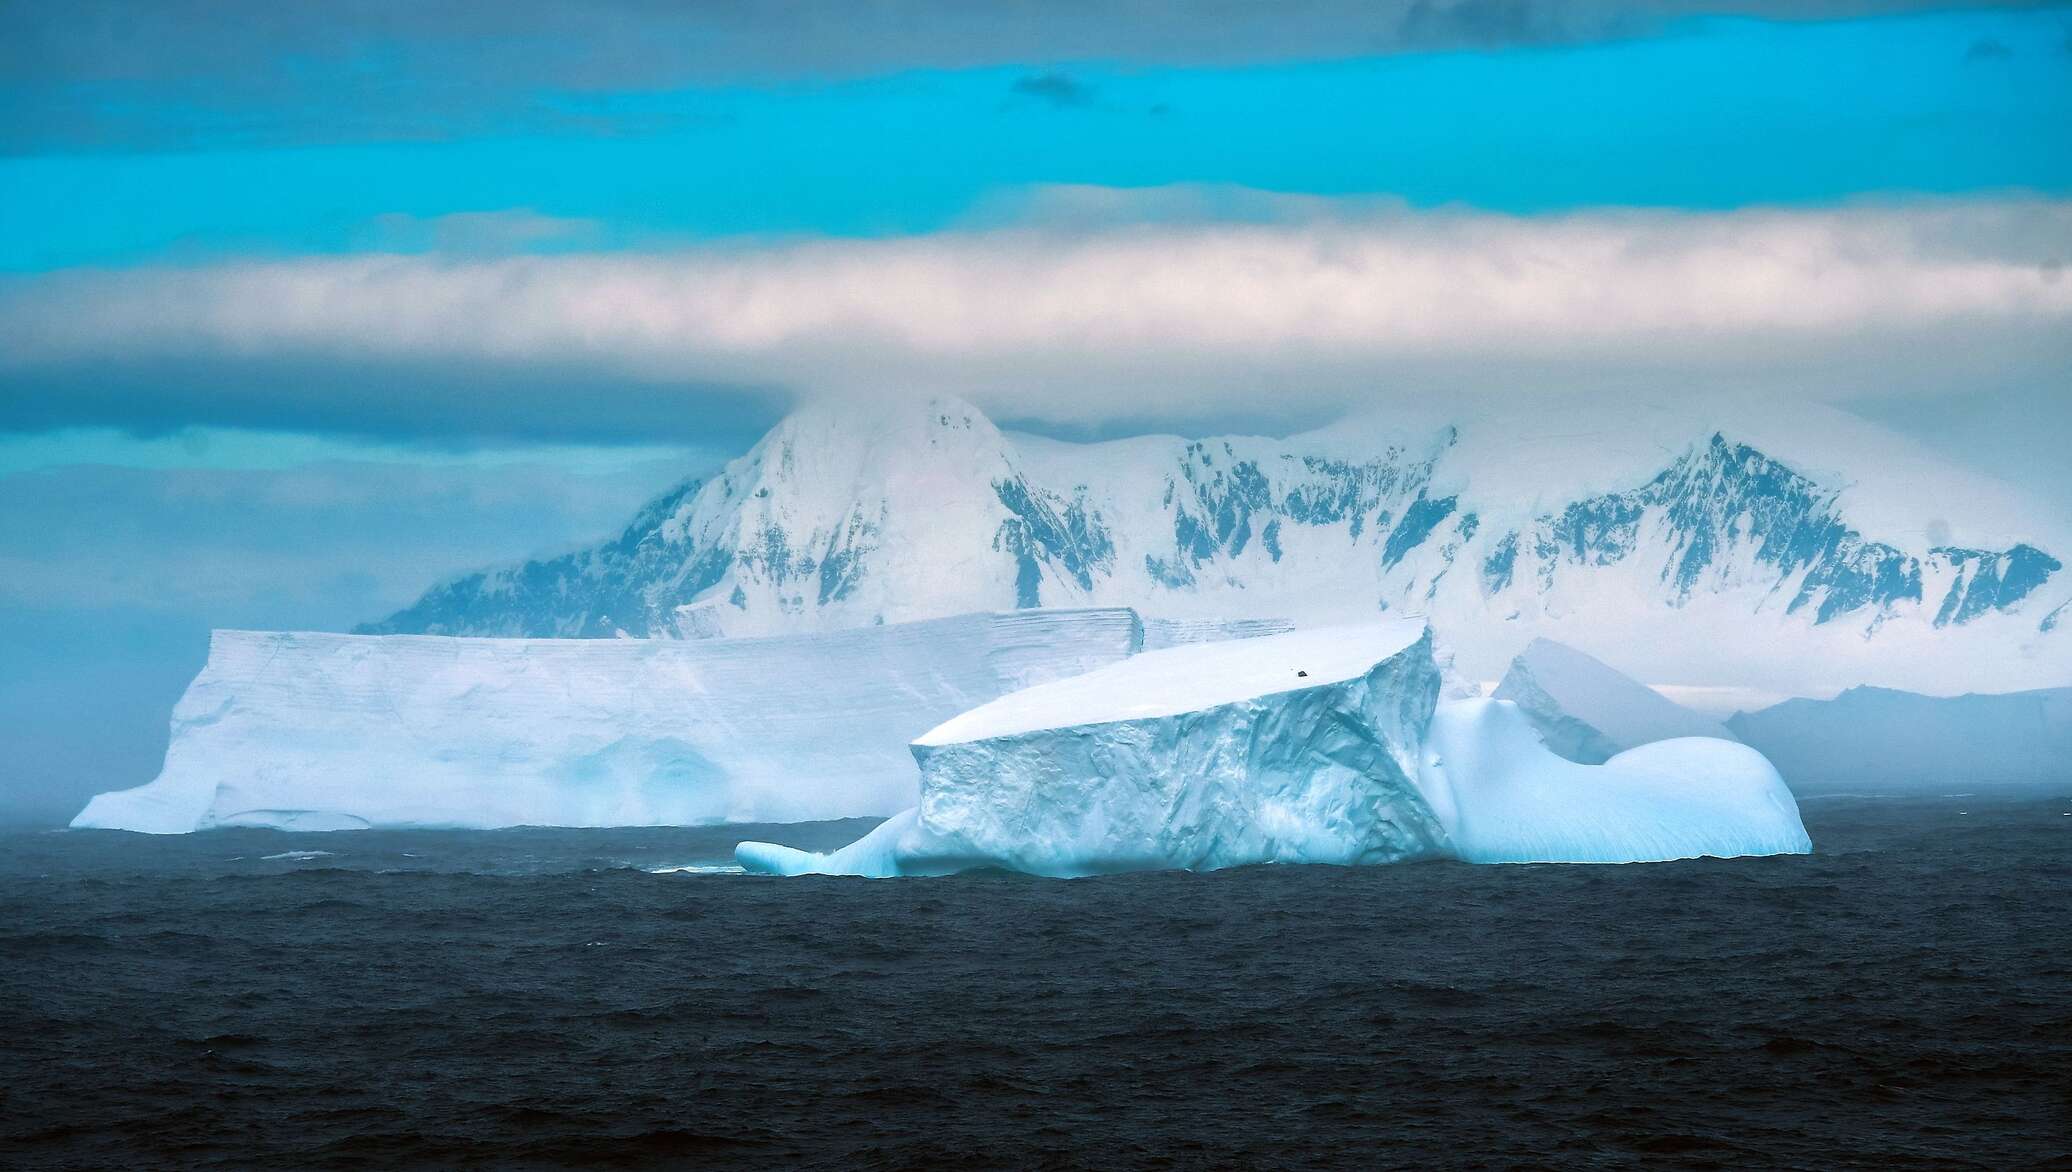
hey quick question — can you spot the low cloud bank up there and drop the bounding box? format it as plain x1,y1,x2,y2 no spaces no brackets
4,195,2068,433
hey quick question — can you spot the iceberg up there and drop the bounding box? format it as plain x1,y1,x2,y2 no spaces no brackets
1727,685,2072,791
1422,699,1809,864
1493,637,1738,764
740,621,1450,876
738,622,1810,877
73,609,1280,834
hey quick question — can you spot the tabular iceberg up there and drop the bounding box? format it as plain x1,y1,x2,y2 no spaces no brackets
73,608,1277,834
738,622,1811,877
740,621,1449,876
1493,638,1738,764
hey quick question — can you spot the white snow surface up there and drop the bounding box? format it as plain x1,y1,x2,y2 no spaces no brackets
739,624,1810,877
915,621,1426,746
71,609,1284,834
1493,638,1738,764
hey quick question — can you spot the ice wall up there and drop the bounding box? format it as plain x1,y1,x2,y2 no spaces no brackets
73,609,1275,834
1493,638,1737,764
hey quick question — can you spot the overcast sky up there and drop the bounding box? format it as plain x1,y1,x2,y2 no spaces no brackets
2,1,2069,823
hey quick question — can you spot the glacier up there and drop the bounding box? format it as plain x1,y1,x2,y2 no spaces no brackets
1494,637,1738,764
737,623,1810,877
73,609,1280,834
364,393,2071,701
1727,685,2072,791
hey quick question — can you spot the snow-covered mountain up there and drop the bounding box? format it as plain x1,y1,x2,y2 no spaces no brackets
362,394,2070,697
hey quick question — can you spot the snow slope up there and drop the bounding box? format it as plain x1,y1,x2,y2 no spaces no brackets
1726,685,2072,791
72,609,1283,834
739,623,1808,877
1494,638,1737,764
368,394,2070,699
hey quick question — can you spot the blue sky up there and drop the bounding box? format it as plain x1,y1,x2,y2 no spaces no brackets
2,1,2069,824
5,9,2069,272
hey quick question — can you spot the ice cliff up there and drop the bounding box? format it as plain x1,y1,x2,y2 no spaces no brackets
1494,638,1737,764
738,623,1810,877
72,609,1275,834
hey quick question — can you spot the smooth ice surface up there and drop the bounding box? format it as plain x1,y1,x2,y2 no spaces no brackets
1494,638,1738,764
916,621,1428,746
1727,685,2072,790
733,808,993,879
735,810,925,878
742,622,1450,877
72,609,1283,834
740,625,1812,877
1422,698,1811,864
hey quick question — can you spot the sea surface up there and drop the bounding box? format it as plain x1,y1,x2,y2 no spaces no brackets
2,794,2067,1169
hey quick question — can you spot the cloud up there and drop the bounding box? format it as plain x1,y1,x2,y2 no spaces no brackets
361,209,602,255
1010,72,1096,108
0,1,2024,152
3,192,2069,435
0,348,789,444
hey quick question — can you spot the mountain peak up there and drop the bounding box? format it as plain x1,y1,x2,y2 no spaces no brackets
763,392,995,445
365,400,2069,696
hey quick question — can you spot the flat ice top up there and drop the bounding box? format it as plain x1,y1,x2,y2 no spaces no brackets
915,620,1427,747
1511,638,1731,742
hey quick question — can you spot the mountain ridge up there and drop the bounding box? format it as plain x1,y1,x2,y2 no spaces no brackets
360,394,2070,697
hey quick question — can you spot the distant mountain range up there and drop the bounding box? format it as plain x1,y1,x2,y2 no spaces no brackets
1726,684,2072,790
362,395,2070,697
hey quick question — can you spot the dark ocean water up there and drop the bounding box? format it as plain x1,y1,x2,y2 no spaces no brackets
2,795,2068,1170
